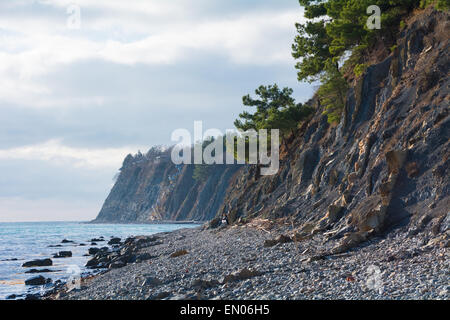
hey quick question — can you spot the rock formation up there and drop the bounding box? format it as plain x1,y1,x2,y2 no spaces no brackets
93,8,449,252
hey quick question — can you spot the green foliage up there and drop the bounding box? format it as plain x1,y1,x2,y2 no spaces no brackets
292,0,432,123
293,0,424,82
420,0,450,10
234,84,313,136
317,62,349,124
354,63,368,77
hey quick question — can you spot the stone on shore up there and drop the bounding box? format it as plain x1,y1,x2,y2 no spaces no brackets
25,275,51,286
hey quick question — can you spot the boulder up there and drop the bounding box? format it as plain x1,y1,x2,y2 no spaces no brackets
22,258,52,268
25,269,58,274
25,275,50,286
53,251,72,258
223,268,262,283
170,249,188,258
88,247,101,255
135,253,155,263
191,279,220,290
108,237,121,245
141,277,163,287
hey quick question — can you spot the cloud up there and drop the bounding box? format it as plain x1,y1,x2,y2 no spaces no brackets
0,1,312,221
0,1,305,107
0,139,141,169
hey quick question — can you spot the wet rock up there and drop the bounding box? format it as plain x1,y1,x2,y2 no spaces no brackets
61,239,74,244
22,258,52,268
88,248,101,255
108,237,121,245
25,269,58,274
25,275,50,286
91,238,104,242
53,251,72,258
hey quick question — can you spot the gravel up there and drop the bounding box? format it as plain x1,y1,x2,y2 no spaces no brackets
50,223,449,300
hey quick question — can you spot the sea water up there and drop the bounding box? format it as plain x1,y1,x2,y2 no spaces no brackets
0,222,199,299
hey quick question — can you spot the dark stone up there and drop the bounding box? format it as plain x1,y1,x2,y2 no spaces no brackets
88,247,101,255
6,294,17,300
148,291,171,300
141,277,162,287
109,261,126,269
61,239,74,243
22,258,52,268
192,279,220,290
25,275,50,286
108,237,121,245
135,253,155,262
25,268,58,274
53,251,72,258
90,238,105,242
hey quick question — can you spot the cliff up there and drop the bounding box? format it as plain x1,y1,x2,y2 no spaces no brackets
94,8,449,252
217,7,449,252
93,148,242,223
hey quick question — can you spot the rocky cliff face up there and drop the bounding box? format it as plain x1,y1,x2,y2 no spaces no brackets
94,8,449,252
217,8,449,251
93,149,242,223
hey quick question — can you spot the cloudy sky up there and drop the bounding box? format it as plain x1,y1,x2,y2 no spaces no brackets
0,0,313,222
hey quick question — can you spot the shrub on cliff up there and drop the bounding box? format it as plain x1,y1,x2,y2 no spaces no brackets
292,0,439,123
234,84,313,136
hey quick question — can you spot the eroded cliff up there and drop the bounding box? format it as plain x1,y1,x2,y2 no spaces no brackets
94,8,449,253
218,7,449,252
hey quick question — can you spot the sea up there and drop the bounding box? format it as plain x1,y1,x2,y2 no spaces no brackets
0,221,199,299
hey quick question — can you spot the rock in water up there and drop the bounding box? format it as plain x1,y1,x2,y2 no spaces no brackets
108,237,121,245
53,251,72,258
22,258,53,268
25,276,50,286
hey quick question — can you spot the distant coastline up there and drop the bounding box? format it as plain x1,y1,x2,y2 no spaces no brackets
87,220,204,225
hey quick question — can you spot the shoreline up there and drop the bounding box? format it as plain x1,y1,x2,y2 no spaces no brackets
47,220,449,300
1,222,198,300
85,220,204,225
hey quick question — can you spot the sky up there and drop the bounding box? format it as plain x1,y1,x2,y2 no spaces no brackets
0,0,314,222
